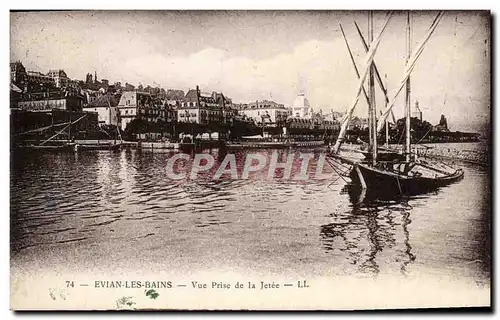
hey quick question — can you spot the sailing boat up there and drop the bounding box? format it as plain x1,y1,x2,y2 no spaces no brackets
329,11,464,197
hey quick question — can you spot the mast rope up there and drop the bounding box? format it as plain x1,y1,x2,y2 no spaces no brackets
39,114,87,146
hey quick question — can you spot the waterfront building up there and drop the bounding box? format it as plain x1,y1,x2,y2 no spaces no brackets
162,102,178,123
237,100,288,126
213,92,237,124
222,105,239,125
139,98,178,124
16,90,84,112
166,99,181,108
139,101,162,123
287,118,313,130
26,71,56,87
286,117,340,132
116,92,177,130
178,86,222,125
47,69,69,88
323,120,339,131
291,92,314,119
82,93,121,126
117,91,154,131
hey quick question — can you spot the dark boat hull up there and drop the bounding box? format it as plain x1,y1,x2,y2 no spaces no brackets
350,163,464,196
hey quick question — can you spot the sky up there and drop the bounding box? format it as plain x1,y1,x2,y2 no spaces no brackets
10,10,490,132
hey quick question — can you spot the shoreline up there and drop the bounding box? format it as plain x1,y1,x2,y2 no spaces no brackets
341,142,489,167
12,139,490,167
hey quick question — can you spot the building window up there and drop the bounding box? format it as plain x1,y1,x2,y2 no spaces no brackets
125,110,129,114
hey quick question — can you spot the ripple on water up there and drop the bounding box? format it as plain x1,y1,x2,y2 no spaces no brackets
9,148,491,286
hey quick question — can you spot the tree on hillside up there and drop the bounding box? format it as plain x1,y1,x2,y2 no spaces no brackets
166,89,185,100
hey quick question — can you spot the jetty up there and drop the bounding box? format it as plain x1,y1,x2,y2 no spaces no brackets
381,144,489,166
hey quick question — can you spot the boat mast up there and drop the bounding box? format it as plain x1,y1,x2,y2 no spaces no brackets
368,11,377,165
405,11,412,162
331,13,393,154
68,114,71,142
375,11,444,135
385,73,389,146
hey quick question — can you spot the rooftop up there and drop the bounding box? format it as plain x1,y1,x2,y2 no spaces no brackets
88,94,121,108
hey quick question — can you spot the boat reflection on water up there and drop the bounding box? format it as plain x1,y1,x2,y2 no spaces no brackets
320,182,418,278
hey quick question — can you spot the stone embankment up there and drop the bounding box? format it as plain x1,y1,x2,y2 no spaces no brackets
414,145,489,166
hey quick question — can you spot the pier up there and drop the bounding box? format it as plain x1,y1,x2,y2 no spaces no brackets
382,144,489,166
414,145,489,166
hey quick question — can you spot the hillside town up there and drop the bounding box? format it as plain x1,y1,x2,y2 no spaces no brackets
10,61,343,140
10,61,479,145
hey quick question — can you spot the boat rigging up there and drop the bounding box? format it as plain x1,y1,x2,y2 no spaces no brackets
328,11,464,198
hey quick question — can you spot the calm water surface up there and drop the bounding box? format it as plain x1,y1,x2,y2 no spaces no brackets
10,144,490,285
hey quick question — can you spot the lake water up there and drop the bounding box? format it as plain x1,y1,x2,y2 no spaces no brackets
10,143,491,308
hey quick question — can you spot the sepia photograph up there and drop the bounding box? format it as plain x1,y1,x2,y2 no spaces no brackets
9,8,491,310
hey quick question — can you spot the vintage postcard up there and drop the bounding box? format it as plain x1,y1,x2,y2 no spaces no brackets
10,10,491,310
